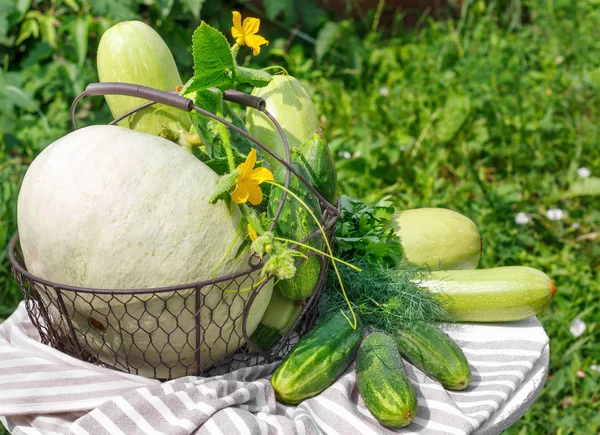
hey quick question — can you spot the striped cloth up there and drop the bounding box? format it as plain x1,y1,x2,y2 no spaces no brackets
0,302,549,435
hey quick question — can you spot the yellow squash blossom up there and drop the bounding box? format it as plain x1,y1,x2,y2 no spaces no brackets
231,11,269,56
232,148,273,205
247,224,258,241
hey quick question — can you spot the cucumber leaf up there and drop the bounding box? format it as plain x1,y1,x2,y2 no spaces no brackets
189,23,235,92
233,65,272,87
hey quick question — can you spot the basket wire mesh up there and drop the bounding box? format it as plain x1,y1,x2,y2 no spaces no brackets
9,83,339,380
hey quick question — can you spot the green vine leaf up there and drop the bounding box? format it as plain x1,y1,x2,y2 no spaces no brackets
189,22,235,92
233,65,272,87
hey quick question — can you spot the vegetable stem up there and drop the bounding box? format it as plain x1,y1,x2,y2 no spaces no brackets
216,98,236,172
273,236,361,271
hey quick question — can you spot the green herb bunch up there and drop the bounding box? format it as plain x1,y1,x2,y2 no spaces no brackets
320,195,451,331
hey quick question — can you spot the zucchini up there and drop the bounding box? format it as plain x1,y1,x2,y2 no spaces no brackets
393,208,481,270
268,163,322,300
250,287,303,350
292,130,337,205
246,75,319,167
357,332,417,428
416,266,556,322
395,322,471,390
97,21,192,137
271,311,363,404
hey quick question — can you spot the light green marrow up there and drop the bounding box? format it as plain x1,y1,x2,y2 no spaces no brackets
246,75,319,168
250,288,303,350
416,266,556,322
97,21,192,137
393,208,481,270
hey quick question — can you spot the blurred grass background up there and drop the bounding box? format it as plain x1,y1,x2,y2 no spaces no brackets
1,0,599,433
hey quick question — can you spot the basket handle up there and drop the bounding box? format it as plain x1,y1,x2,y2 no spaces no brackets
70,82,337,214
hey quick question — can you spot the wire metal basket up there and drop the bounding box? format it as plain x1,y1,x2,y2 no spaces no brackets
9,83,339,380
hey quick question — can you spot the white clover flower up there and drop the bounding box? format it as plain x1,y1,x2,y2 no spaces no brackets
569,318,586,338
379,87,389,97
515,212,532,225
341,151,352,159
546,208,564,221
577,167,591,178
590,364,600,373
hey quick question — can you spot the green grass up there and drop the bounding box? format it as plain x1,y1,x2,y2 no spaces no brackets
1,1,599,434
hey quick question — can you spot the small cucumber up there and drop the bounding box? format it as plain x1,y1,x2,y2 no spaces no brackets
268,163,322,300
271,311,363,404
416,266,556,322
393,208,481,270
395,322,471,390
251,287,304,350
357,332,417,428
292,130,337,205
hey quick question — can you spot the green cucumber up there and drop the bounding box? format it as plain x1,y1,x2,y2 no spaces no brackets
416,266,556,322
292,130,337,205
393,208,481,270
271,311,363,404
268,162,322,300
246,75,319,168
251,287,303,350
395,322,471,390
97,21,192,137
357,332,417,428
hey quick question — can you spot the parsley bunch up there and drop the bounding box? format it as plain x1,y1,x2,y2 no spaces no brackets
333,195,404,266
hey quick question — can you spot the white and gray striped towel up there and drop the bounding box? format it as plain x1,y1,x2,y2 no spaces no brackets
0,302,549,435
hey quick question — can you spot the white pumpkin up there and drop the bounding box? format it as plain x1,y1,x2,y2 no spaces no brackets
17,125,272,378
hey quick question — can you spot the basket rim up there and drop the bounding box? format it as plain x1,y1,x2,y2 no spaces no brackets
8,233,268,294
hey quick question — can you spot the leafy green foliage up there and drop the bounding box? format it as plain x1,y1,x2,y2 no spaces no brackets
190,23,235,91
334,195,403,267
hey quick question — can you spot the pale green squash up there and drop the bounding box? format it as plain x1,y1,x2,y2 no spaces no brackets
17,125,272,378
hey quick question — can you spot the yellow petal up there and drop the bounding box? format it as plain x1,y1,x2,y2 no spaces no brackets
245,34,269,55
232,11,243,32
242,17,260,36
248,166,274,184
236,160,250,177
232,12,244,41
231,184,249,204
237,149,256,176
247,148,258,168
246,184,264,206
248,224,258,241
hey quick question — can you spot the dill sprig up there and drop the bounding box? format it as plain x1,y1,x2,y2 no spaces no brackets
319,259,452,333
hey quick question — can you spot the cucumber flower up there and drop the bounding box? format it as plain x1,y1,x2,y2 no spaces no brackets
231,148,273,205
248,224,259,242
231,11,269,56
